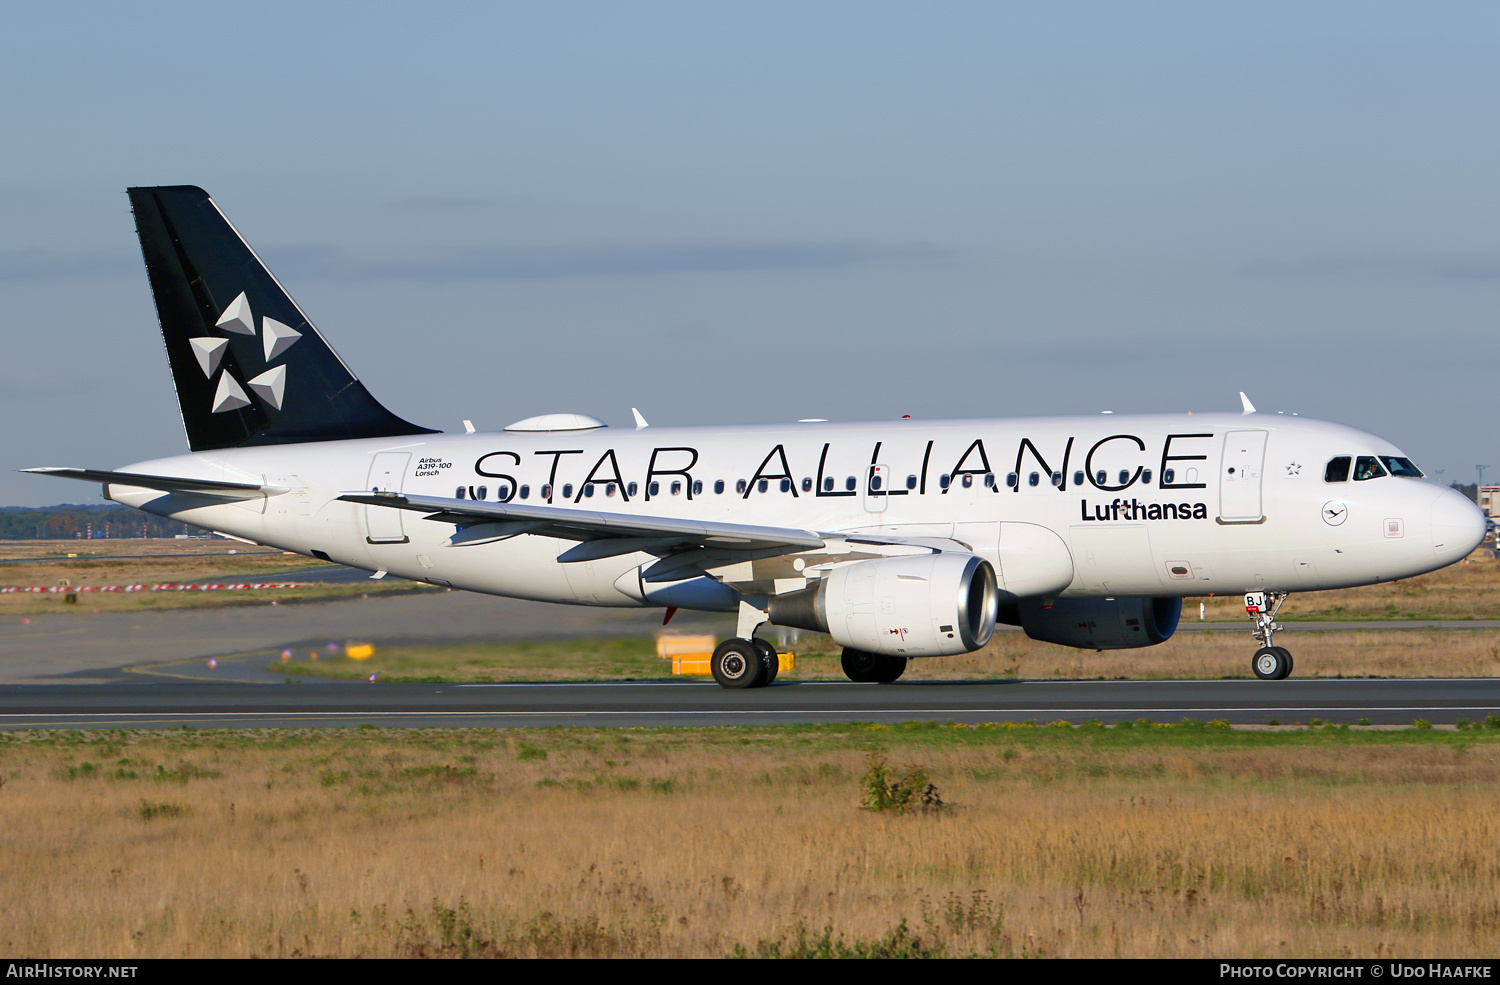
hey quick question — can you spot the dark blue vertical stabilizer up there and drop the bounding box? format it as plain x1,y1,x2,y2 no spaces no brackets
128,185,438,452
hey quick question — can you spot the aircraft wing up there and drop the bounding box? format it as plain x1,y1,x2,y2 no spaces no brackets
23,467,285,499
337,492,827,556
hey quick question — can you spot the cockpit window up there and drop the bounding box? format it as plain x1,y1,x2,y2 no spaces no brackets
1379,456,1423,478
1324,457,1351,482
1353,456,1387,481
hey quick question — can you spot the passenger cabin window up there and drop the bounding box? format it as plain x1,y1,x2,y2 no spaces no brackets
649,481,660,496
1051,472,1062,487
1324,457,1351,482
780,478,792,493
541,484,552,499
757,479,768,493
939,474,950,489
519,485,530,500
962,474,973,488
1162,469,1174,485
562,484,574,498
1380,456,1423,478
627,482,637,497
905,475,917,490
1073,470,1085,486
714,479,725,494
982,473,994,488
583,485,594,498
803,477,814,492
845,476,856,491
692,480,703,495
1006,472,1018,488
604,483,615,497
1118,470,1129,485
822,476,834,492
1027,472,1039,487
1141,469,1151,485
1096,470,1107,485
476,486,487,501
671,481,683,495
497,484,510,500
1353,456,1386,481
455,487,466,499
736,479,747,494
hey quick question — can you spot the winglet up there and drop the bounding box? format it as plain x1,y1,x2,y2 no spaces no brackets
632,408,649,430
1239,392,1256,415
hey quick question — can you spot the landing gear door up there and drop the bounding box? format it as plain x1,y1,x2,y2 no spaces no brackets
864,464,890,513
365,452,411,544
1219,430,1267,523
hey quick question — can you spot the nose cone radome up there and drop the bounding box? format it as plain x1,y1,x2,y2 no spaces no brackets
1432,487,1488,558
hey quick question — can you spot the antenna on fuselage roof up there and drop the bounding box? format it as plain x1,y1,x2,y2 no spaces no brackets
1240,392,1257,415
631,408,649,430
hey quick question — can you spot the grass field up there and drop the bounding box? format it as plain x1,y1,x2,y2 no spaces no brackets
276,625,1500,683
2,724,1498,958
3,541,1498,620
0,540,437,614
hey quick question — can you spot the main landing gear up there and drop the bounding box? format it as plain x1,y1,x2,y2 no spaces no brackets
1245,591,1294,680
709,637,779,689
840,648,907,684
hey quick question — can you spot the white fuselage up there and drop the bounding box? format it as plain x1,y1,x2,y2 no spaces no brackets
107,412,1485,610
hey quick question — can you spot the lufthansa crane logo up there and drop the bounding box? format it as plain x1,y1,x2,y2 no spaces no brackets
1321,500,1348,526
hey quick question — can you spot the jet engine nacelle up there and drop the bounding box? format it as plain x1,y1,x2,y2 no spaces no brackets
1012,596,1182,650
769,553,998,656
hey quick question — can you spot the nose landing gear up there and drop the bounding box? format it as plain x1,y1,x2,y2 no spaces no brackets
1245,591,1293,680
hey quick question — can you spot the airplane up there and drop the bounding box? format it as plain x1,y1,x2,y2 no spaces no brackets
26,186,1488,688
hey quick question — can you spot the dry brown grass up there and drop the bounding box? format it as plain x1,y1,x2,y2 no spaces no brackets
1195,549,1500,622
818,628,1500,681
2,726,1499,958
288,627,1500,684
0,540,432,614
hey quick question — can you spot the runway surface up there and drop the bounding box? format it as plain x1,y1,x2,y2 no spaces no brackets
1,677,1496,729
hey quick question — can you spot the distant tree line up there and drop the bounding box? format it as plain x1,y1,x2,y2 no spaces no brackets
0,504,208,540
1451,482,1479,503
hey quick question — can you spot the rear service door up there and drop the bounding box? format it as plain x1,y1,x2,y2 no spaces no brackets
365,452,411,543
1219,430,1267,523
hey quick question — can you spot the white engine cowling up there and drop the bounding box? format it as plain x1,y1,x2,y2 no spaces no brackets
769,553,998,656
1012,596,1182,650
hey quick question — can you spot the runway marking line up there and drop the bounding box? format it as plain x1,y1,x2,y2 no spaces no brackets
2,706,1499,721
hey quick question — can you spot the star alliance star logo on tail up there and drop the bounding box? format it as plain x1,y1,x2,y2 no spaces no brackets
192,292,301,414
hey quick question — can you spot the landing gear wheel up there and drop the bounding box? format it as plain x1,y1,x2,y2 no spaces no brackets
712,638,766,689
752,638,780,685
1274,646,1293,678
1252,646,1292,681
841,648,908,684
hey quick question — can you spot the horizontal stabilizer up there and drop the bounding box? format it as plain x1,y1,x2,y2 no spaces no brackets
338,492,825,553
24,467,284,499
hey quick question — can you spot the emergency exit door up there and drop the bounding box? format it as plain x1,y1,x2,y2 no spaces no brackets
365,452,410,543
863,464,890,513
1219,430,1267,523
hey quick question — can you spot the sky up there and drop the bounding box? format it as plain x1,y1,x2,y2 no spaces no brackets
3,2,1499,506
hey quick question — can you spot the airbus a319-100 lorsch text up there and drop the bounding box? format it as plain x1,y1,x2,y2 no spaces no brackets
28,187,1488,687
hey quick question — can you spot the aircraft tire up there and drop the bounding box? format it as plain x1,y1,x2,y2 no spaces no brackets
752,638,779,685
1252,646,1291,681
712,638,766,689
1273,646,1294,679
841,648,907,684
